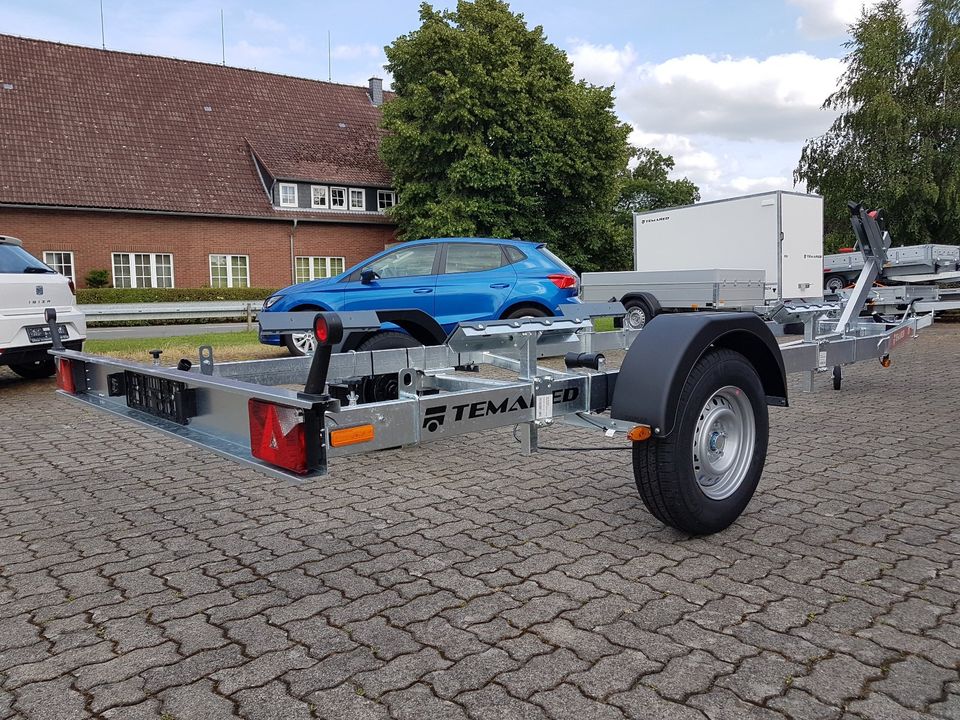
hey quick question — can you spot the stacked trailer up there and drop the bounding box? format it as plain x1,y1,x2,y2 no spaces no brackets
45,207,932,536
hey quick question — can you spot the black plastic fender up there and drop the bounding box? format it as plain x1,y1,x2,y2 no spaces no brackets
610,312,787,438
339,309,447,352
621,291,662,316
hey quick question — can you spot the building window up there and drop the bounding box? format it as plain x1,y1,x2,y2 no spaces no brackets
377,190,396,211
311,185,328,209
349,188,365,211
330,187,347,209
43,251,74,281
209,254,249,288
295,256,346,283
279,182,298,208
112,252,174,288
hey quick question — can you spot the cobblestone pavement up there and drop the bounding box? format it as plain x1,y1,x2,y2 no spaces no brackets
1,326,959,720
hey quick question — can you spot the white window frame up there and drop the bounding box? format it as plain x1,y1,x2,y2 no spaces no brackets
209,254,250,288
349,188,366,211
294,256,346,283
310,185,328,209
278,182,299,208
377,190,396,212
43,251,75,281
111,252,174,288
329,186,347,209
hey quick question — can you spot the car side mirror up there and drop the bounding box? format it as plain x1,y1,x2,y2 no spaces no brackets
360,269,380,284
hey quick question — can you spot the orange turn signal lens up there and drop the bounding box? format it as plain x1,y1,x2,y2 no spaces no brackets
330,424,375,448
627,425,652,442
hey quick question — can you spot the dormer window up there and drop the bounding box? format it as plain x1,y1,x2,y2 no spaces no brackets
330,187,347,209
279,182,298,208
311,185,328,209
378,190,396,211
349,188,365,211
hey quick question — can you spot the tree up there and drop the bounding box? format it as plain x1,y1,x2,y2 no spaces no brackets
607,149,700,269
380,0,632,271
795,0,960,251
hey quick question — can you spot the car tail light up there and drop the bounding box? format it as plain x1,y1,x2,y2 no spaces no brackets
248,399,309,474
56,358,76,394
548,273,578,290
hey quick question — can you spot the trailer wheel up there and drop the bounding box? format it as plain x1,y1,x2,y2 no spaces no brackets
632,348,768,535
623,298,656,330
824,275,846,294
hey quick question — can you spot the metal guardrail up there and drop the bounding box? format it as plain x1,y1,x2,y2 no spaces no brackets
80,301,261,326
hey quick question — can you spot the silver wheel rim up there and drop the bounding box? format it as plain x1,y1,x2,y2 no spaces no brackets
291,331,317,355
625,306,646,330
692,385,756,500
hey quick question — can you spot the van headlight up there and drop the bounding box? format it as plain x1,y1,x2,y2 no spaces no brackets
263,295,281,309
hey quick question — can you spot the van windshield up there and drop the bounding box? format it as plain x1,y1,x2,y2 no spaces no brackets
0,244,54,274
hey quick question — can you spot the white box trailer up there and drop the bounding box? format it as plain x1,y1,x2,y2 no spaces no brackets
631,191,824,302
581,191,825,329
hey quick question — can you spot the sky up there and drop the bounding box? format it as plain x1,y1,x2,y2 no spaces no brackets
3,0,921,200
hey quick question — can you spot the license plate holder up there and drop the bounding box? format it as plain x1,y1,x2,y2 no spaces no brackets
26,324,68,344
123,371,198,425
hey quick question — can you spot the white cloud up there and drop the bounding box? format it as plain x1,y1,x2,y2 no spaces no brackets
570,43,841,200
788,0,921,38
331,43,383,61
243,10,285,34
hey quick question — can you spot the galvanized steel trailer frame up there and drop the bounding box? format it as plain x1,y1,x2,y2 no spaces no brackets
44,205,935,534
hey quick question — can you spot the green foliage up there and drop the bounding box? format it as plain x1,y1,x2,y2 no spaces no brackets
77,287,278,304
84,269,110,288
608,149,701,268
381,0,632,271
796,0,960,247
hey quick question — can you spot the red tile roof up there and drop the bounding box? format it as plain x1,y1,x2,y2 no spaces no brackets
0,34,394,222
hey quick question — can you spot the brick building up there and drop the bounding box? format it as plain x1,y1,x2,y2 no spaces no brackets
0,34,398,289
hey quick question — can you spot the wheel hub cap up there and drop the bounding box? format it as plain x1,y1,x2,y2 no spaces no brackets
692,386,756,500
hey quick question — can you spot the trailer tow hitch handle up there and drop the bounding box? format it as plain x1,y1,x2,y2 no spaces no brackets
44,308,65,352
304,312,344,395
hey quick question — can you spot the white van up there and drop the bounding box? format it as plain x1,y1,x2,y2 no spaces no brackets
0,236,86,378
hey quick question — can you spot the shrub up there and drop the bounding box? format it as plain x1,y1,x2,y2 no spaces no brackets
77,287,279,304
85,269,110,288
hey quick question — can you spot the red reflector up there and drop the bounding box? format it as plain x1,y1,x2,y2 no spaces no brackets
56,358,75,394
548,273,578,289
868,210,878,218
838,247,855,253
248,399,309,474
314,315,329,343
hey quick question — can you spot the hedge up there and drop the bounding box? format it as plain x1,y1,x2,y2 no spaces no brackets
77,287,279,304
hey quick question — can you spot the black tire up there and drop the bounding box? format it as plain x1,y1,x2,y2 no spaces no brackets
632,348,769,535
9,358,57,379
355,330,422,352
623,297,656,330
504,306,548,320
824,275,846,294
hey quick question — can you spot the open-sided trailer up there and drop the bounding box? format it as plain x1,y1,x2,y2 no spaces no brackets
45,206,933,536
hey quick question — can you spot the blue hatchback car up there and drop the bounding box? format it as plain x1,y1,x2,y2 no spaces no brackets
260,237,580,355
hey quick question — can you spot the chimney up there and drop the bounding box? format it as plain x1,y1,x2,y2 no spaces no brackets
368,77,384,107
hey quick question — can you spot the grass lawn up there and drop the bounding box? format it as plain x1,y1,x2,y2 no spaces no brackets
85,331,289,362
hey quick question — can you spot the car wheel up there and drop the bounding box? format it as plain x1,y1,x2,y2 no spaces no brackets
824,275,846,294
285,331,318,357
504,307,548,320
9,358,57,379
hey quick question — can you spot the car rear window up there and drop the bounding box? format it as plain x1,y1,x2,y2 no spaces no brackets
538,246,576,274
503,245,527,264
0,244,53,274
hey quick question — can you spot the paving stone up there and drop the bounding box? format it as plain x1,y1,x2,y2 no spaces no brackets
498,648,590,699
233,680,315,720
568,649,659,699
767,689,842,720
354,647,451,699
305,683,392,719
609,684,710,720
688,687,789,719
161,613,230,655
716,651,802,704
11,676,87,720
426,647,519,699
869,655,957,709
406,616,488,661
73,641,181,690
160,679,237,720
529,618,617,662
284,647,381,696
530,682,625,720
458,684,550,720
845,692,929,720
141,643,246,694
792,654,881,707
213,645,314,696
641,649,734,701
382,682,470,720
